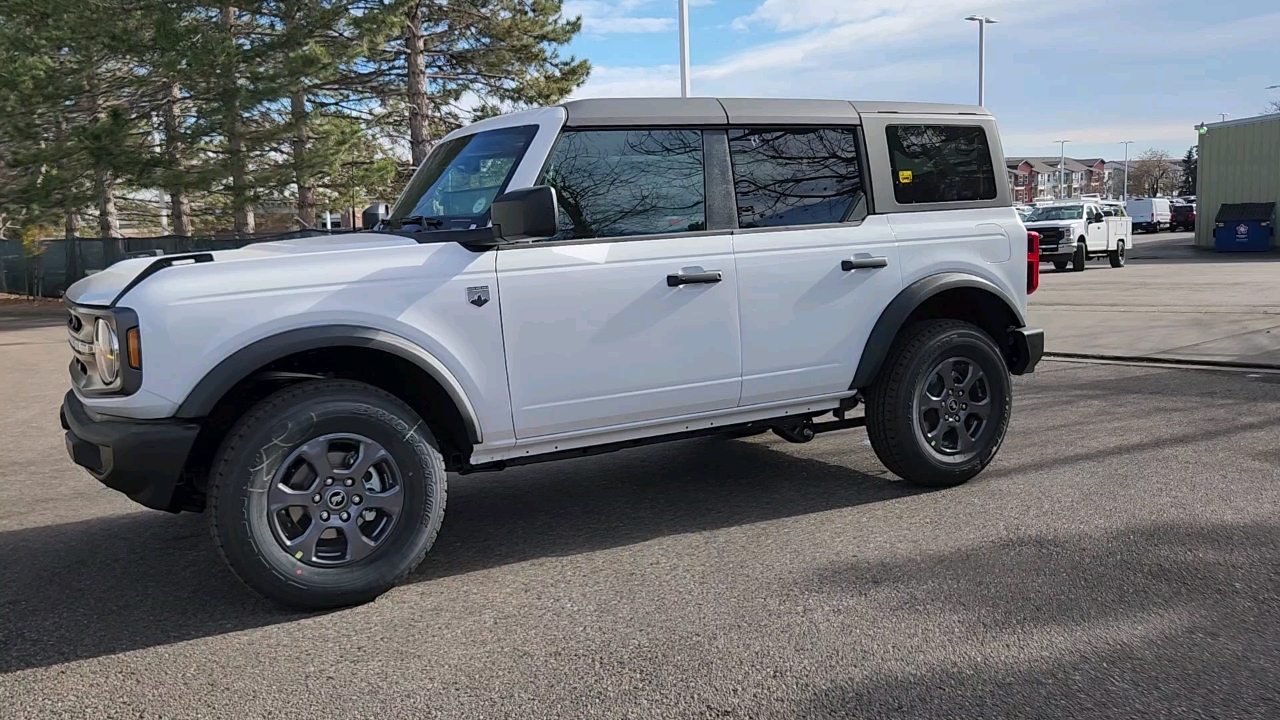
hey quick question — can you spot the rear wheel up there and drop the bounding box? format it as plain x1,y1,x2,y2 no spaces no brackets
1109,240,1126,268
865,320,1012,488
1072,242,1087,272
208,380,447,609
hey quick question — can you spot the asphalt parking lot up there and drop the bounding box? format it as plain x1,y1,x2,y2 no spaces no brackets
2,252,1279,718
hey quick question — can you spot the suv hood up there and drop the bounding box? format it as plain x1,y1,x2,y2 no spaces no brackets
65,232,420,307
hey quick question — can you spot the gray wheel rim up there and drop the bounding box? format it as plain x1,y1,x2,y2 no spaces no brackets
267,433,404,567
1119,243,1125,264
913,357,991,460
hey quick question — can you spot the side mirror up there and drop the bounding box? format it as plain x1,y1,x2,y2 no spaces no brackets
491,185,559,241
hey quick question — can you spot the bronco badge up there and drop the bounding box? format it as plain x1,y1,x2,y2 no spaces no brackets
467,286,490,307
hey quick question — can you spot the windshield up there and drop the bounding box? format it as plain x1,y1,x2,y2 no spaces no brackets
388,124,539,230
1027,205,1084,222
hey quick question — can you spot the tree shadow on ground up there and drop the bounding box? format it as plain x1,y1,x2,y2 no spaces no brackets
795,520,1280,719
0,309,66,332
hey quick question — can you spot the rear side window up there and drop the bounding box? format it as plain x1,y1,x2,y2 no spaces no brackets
728,128,866,228
886,125,997,204
541,129,705,240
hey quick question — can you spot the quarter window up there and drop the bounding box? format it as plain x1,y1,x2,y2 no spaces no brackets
541,129,706,240
728,128,866,228
886,125,998,204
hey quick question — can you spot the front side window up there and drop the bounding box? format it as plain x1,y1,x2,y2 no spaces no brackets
886,125,997,205
728,127,866,228
389,125,538,229
541,129,705,240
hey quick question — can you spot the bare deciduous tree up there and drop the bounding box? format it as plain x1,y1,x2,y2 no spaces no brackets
1128,149,1180,197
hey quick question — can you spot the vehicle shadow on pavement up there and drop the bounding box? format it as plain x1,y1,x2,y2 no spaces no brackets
413,436,918,582
0,437,916,673
0,511,299,675
796,520,1280,719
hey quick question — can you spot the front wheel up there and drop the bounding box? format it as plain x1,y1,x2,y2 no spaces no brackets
1052,260,1069,271
1109,240,1126,268
865,320,1012,488
1072,241,1087,272
208,380,447,609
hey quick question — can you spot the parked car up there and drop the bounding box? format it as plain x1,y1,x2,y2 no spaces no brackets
1024,201,1131,271
1126,197,1172,232
1171,203,1196,231
60,97,1044,609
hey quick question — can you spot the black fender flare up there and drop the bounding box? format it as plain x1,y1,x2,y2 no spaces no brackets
175,325,483,443
851,273,1026,389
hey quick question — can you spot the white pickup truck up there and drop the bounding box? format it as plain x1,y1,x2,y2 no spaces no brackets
1024,202,1131,271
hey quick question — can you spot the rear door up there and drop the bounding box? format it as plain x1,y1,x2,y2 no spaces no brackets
728,126,901,405
497,128,742,439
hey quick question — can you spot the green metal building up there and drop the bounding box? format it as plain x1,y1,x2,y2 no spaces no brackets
1196,113,1280,249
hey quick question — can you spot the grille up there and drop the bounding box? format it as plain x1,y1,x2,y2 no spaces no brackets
67,309,97,388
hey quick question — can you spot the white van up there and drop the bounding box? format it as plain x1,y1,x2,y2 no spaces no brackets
1126,198,1172,233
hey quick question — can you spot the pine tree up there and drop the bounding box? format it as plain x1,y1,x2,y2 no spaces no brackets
377,0,590,165
1178,146,1197,197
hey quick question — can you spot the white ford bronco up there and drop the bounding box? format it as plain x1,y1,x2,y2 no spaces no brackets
60,98,1043,608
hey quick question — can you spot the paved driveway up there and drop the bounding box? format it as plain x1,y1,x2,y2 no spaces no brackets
1031,231,1280,366
2,303,1278,719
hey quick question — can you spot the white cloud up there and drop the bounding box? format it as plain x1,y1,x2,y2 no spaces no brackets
572,65,681,98
731,0,1030,33
564,0,676,35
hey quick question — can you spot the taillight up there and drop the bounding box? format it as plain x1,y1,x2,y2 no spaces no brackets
1026,231,1040,295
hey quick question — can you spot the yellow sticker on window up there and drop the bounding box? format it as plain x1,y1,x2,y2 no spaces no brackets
898,170,913,184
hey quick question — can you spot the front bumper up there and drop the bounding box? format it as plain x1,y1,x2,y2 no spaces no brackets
60,391,201,512
1009,327,1044,375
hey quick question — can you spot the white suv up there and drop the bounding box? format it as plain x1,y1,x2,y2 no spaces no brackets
60,98,1043,608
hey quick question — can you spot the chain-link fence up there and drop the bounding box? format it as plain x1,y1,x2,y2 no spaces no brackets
0,229,355,299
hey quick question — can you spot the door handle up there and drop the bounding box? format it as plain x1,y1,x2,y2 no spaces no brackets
667,270,723,287
841,256,889,271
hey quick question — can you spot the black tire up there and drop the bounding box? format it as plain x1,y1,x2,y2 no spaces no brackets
208,380,447,609
1109,240,1126,268
1052,260,1068,271
864,320,1012,488
1072,241,1087,272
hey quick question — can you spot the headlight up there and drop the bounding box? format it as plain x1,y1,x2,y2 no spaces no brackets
94,318,120,384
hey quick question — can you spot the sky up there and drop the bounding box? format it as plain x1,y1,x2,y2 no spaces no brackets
560,0,1280,161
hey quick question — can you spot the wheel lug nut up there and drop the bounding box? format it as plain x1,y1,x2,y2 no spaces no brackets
352,495,363,505
324,477,334,486
340,511,350,522
961,404,968,410
343,478,354,487
312,494,322,504
320,511,330,521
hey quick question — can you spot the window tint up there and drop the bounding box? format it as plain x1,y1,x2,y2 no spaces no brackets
728,128,865,228
389,125,537,229
541,129,705,240
886,125,998,204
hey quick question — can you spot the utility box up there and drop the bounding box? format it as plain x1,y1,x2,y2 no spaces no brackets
362,203,390,230
1213,202,1274,252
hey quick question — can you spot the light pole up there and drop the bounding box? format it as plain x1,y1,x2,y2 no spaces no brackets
964,15,998,106
678,0,691,97
1120,141,1134,202
1055,140,1071,199
1219,113,1229,122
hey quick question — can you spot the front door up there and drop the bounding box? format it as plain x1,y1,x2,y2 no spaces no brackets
726,127,902,405
497,127,742,439
1086,204,1108,251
